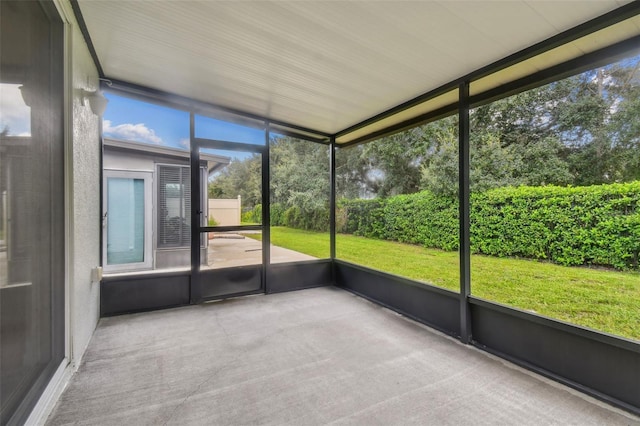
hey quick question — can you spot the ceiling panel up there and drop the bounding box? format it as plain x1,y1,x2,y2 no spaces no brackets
470,14,640,97
336,89,459,145
78,1,634,136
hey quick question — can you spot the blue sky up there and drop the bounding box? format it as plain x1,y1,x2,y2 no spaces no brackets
0,83,32,136
103,93,189,147
103,92,264,159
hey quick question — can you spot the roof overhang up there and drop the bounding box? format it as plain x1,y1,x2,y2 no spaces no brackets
103,138,230,175
76,1,640,145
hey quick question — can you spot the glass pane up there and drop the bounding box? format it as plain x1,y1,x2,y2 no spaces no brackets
102,94,193,271
103,93,190,150
0,1,65,424
205,230,263,269
204,148,262,226
202,147,263,269
107,177,145,264
469,52,640,342
269,134,330,263
195,114,265,145
335,118,460,292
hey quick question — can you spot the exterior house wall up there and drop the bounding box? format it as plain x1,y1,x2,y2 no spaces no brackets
103,147,207,271
67,0,101,382
103,150,156,172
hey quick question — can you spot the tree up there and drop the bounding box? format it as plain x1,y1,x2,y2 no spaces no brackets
270,136,329,211
208,154,262,210
336,144,373,199
361,127,428,197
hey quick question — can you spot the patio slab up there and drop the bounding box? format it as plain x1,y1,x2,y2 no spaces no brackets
46,287,639,425
206,234,316,269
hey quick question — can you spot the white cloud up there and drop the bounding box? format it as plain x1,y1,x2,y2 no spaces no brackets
0,83,31,136
179,138,190,149
103,119,163,145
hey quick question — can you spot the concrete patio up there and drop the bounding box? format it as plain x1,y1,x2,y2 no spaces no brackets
206,233,316,268
46,287,639,425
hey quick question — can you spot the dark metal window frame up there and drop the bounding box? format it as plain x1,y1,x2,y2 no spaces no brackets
189,122,271,303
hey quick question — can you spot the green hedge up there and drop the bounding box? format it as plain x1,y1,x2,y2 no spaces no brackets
246,203,329,232
338,193,459,251
339,182,640,270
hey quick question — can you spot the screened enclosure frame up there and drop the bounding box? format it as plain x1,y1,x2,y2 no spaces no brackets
94,2,640,416
189,128,269,303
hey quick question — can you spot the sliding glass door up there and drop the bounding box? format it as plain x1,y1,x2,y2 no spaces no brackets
0,1,65,424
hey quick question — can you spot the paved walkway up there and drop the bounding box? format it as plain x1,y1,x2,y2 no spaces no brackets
205,234,316,269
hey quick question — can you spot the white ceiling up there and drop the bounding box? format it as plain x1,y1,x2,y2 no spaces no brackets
78,1,634,139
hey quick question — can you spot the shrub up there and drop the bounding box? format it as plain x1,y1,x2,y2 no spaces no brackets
281,205,329,231
246,202,328,231
241,204,262,224
270,203,285,226
470,183,640,269
339,182,640,270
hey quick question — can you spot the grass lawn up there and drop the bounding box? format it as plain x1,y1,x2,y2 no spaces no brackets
260,227,640,341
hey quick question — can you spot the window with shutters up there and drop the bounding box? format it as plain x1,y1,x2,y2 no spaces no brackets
158,165,191,248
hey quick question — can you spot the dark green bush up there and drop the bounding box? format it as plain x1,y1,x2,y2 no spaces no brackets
339,182,640,270
270,203,285,226
241,204,262,224
339,195,458,250
283,206,303,229
470,183,640,269
282,205,329,231
247,202,329,232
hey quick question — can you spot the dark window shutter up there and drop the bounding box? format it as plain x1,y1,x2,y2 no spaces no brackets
158,165,191,247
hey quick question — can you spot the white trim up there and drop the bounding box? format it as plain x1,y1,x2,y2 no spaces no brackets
103,170,153,272
23,360,74,426
103,266,190,278
104,137,231,165
55,0,75,367
103,167,157,174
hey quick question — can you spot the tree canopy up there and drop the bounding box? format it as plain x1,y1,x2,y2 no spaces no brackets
209,136,330,214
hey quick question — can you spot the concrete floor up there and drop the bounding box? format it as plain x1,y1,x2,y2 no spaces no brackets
206,234,316,269
46,287,639,426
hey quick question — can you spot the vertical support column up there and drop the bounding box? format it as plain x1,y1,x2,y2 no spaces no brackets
459,82,472,343
329,137,336,262
262,123,271,293
98,112,105,268
189,112,201,304
329,138,337,287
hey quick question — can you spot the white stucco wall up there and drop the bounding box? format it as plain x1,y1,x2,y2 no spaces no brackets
65,0,101,365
